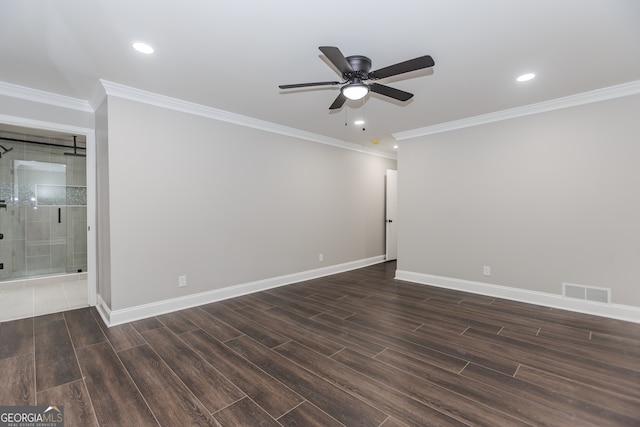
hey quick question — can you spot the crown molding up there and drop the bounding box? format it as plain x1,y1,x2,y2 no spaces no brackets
0,81,93,113
89,80,107,111
98,80,397,160
394,80,640,141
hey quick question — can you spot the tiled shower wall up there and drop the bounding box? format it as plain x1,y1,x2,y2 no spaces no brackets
0,133,87,280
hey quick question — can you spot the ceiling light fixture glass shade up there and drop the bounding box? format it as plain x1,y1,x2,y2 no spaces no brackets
342,83,369,100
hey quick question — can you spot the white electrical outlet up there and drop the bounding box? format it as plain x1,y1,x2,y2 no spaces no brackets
178,275,187,287
483,266,491,276
319,253,324,262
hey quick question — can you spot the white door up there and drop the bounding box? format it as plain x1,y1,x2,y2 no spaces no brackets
385,169,398,261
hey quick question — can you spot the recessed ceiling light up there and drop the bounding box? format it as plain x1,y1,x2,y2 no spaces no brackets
516,73,535,82
132,42,154,54
354,119,365,125
393,145,398,149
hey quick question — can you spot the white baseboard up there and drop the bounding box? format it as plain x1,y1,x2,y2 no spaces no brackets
395,270,640,324
96,255,386,327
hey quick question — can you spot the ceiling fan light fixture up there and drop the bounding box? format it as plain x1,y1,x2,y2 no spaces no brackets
342,83,369,100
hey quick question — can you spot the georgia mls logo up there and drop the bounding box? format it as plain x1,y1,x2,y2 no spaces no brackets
0,405,64,427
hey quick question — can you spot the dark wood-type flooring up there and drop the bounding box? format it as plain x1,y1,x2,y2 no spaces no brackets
1,261,639,426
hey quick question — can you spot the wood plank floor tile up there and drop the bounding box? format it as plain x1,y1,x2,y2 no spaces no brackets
348,305,465,335
314,312,506,375
534,322,592,340
212,397,277,427
590,330,640,355
343,310,424,332
180,329,304,419
226,335,389,427
64,308,106,349
514,364,640,419
314,312,468,373
499,326,640,371
118,344,219,426
141,327,245,413
76,342,158,426
307,292,467,335
179,307,243,342
274,340,468,427
380,416,411,427
200,303,290,348
3,261,639,426
209,297,248,311
0,317,33,360
277,401,345,427
89,307,146,352
34,312,64,325
155,311,199,334
464,327,640,398
375,348,597,427
251,291,321,318
130,316,164,333
264,307,386,357
93,323,146,352
353,294,504,334
229,293,276,311
34,318,82,391
460,362,640,427
491,299,640,340
331,347,530,427
36,379,98,427
430,298,542,335
251,307,345,356
272,286,355,318
0,353,35,405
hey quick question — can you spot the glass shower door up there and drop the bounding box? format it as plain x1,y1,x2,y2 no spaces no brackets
0,140,87,281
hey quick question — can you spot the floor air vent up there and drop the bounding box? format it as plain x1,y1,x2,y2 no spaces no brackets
562,282,611,304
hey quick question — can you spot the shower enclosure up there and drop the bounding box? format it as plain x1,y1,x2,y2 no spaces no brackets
0,130,87,281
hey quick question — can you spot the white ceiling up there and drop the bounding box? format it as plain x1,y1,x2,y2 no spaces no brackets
1,0,639,154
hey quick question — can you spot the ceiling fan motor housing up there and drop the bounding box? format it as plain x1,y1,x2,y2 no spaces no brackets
345,55,372,80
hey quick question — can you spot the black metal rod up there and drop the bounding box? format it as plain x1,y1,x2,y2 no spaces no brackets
0,136,86,150
58,208,62,223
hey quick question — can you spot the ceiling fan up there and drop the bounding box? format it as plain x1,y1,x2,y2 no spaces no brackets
279,46,435,110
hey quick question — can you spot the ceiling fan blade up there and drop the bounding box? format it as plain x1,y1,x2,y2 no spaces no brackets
279,81,341,89
370,55,434,80
329,93,347,110
370,83,413,102
319,46,354,75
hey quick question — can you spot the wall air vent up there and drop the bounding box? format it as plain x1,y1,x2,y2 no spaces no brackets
562,282,611,304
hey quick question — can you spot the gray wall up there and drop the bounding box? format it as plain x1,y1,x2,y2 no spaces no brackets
398,93,640,306
100,96,396,310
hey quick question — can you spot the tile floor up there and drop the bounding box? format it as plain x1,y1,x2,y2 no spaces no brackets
0,274,88,322
2,262,639,426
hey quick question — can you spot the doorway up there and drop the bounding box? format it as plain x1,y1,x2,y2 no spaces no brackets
0,122,94,321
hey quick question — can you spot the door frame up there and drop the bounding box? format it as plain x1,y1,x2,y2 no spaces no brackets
385,169,397,261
